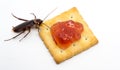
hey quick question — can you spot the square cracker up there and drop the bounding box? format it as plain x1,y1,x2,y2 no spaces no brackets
39,7,98,64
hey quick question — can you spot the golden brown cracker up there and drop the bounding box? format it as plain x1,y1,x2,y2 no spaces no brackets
40,7,98,64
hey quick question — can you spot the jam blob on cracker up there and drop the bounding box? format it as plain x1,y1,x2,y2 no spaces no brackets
51,20,83,50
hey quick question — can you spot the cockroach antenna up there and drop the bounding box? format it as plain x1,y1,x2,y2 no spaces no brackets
41,8,57,28
43,7,57,21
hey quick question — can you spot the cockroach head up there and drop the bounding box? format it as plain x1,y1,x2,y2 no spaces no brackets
35,19,43,25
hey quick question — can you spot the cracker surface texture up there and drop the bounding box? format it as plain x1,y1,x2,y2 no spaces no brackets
40,7,98,64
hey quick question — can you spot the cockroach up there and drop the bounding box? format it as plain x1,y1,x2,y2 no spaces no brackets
4,9,56,41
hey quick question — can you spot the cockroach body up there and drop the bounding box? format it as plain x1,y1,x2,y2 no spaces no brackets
12,18,42,33
4,14,43,41
4,9,56,41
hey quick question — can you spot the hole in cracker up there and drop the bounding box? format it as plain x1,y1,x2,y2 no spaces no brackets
73,43,76,47
85,37,88,40
46,28,49,30
60,50,63,53
70,15,73,18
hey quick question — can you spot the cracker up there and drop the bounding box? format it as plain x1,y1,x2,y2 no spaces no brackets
39,7,98,64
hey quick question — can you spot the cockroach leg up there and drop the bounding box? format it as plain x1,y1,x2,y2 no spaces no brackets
19,28,31,41
11,13,28,21
31,13,38,25
30,13,36,19
4,31,25,41
37,27,40,33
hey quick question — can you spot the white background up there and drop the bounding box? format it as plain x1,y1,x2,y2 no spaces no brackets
0,0,120,70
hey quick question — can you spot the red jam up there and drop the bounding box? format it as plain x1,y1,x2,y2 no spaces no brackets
51,20,83,50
